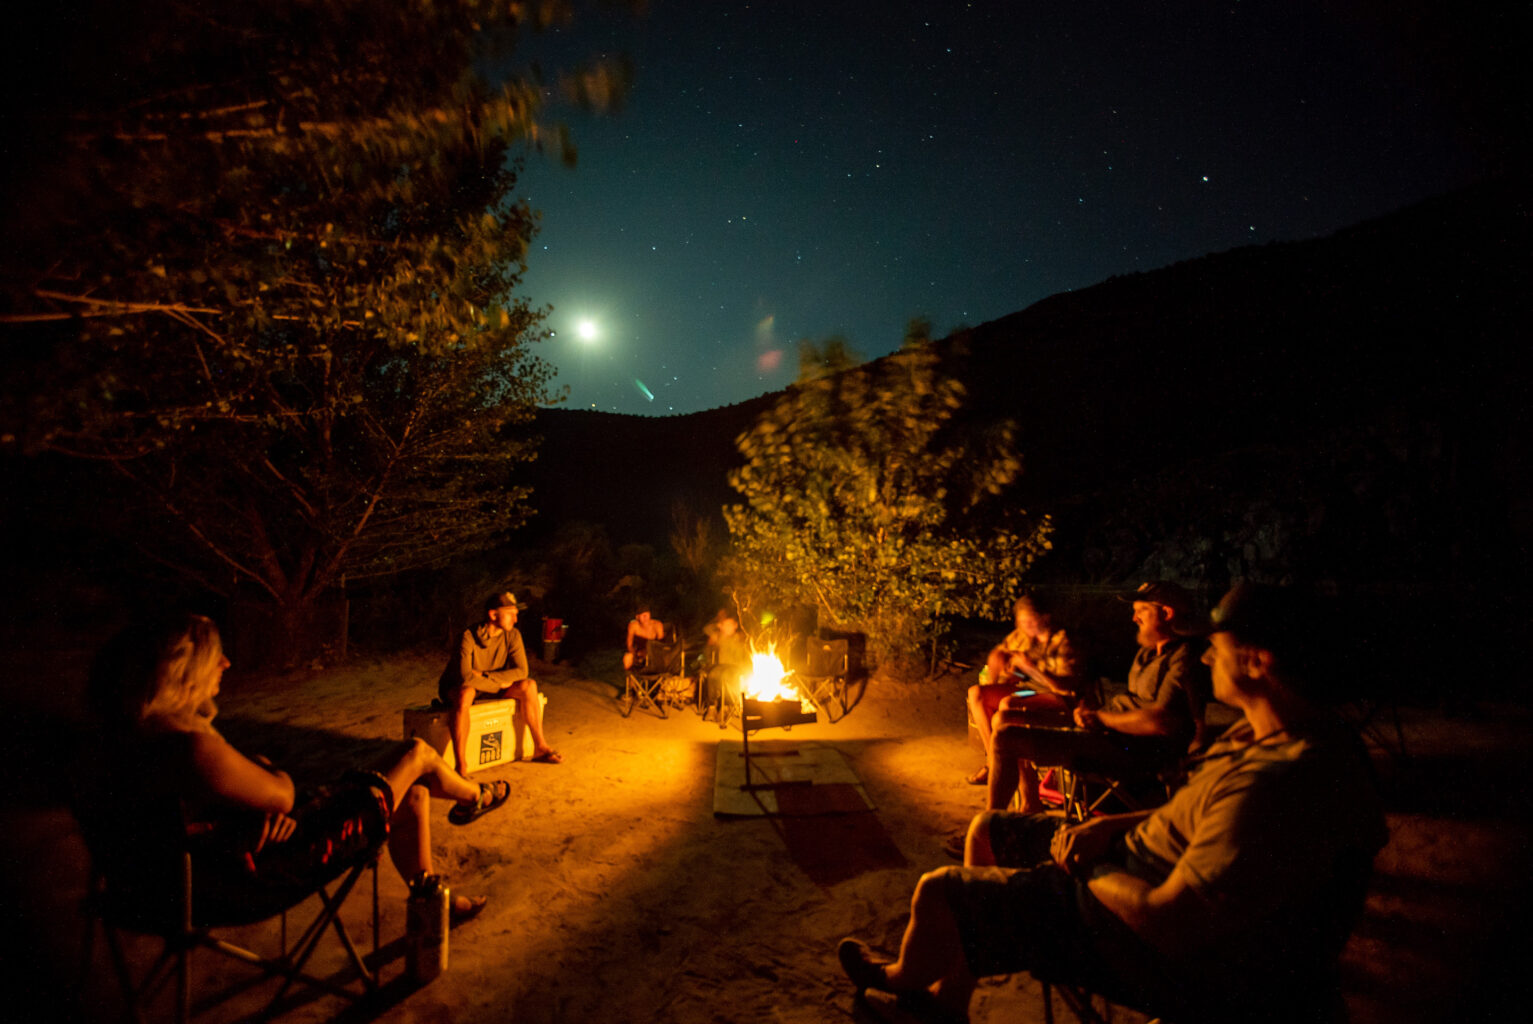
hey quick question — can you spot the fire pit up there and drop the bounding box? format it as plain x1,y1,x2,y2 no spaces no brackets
737,651,818,792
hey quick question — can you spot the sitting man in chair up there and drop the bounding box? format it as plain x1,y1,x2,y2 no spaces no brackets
439,591,562,774
964,594,1082,788
985,580,1206,814
700,611,752,722
838,583,1388,1024
622,606,666,671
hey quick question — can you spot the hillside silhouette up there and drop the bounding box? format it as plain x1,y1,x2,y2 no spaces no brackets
528,178,1530,681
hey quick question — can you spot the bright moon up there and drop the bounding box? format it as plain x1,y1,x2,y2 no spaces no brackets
576,319,599,342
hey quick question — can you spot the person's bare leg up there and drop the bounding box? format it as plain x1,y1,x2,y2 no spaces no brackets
966,683,1009,782
387,783,432,882
989,720,1078,813
987,716,1025,810
883,870,977,1018
384,781,482,914
965,811,999,867
448,686,476,777
508,678,556,755
377,737,479,806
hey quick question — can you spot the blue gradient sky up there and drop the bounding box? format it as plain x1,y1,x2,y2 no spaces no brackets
515,1,1499,416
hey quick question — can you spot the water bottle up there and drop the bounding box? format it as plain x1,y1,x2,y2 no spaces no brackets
406,873,450,983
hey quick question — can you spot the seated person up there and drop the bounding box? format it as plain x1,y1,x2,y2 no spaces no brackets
439,591,561,774
986,580,1206,813
86,612,506,925
700,611,751,719
840,584,1388,1024
622,607,666,671
964,594,1082,786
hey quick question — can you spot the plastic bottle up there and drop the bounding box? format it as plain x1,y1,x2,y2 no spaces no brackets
406,873,450,983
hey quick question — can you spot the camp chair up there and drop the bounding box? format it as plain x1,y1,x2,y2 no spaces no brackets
74,786,381,1024
1037,841,1377,1024
793,634,850,723
621,636,687,719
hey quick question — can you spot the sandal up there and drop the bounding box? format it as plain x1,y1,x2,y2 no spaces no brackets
447,780,511,825
965,766,988,786
529,748,563,765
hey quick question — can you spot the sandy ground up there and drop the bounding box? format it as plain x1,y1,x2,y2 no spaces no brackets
4,643,1530,1024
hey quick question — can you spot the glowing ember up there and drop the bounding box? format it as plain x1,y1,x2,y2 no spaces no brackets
742,651,814,711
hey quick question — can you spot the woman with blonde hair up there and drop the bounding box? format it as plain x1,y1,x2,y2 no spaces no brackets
87,612,507,923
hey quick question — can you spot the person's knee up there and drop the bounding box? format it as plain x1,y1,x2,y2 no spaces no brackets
403,735,433,764
399,780,430,821
913,866,961,913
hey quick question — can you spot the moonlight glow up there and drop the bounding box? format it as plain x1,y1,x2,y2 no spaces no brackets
576,319,599,342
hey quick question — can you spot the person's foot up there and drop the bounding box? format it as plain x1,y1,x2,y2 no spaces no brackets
450,894,488,926
942,831,968,861
838,938,895,994
447,779,511,825
965,766,988,786
529,747,563,764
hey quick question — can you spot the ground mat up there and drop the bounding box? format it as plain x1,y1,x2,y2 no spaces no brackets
712,738,875,817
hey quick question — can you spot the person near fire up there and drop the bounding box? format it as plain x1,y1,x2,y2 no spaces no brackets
700,611,751,722
984,581,1207,814
964,594,1082,787
438,590,561,775
622,606,666,671
838,583,1387,1024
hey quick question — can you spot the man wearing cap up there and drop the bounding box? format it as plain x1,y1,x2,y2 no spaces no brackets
984,581,1205,815
438,591,562,775
838,584,1387,1023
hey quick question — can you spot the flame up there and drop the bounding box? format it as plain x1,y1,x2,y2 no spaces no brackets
742,650,814,711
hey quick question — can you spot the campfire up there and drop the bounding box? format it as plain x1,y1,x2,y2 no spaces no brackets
740,648,816,730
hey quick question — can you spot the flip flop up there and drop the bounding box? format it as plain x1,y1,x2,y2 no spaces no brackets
450,894,488,926
447,780,510,825
529,748,563,765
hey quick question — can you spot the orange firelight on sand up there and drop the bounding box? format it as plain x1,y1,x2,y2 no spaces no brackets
742,650,814,711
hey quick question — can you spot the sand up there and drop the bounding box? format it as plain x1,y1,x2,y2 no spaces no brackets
5,644,1529,1024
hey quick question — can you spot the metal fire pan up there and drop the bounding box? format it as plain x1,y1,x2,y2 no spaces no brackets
742,697,817,729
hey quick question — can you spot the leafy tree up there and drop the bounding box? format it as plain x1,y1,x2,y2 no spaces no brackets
722,325,1052,670
0,1,631,657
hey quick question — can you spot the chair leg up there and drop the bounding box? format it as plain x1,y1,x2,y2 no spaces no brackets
261,858,378,1012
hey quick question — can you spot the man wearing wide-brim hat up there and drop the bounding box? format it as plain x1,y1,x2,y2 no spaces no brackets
438,591,562,775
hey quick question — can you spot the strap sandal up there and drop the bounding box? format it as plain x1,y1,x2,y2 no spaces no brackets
447,780,511,825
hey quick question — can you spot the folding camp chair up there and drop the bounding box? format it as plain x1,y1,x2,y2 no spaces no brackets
75,788,381,1023
794,635,850,723
621,637,687,719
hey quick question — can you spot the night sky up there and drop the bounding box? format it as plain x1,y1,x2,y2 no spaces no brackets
516,1,1502,416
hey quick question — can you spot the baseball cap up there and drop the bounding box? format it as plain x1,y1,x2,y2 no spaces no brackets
1118,581,1195,621
485,590,526,612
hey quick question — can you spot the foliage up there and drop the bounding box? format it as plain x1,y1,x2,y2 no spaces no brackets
0,1,632,653
722,326,1053,668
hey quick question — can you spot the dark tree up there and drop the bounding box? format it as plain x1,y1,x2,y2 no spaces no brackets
0,1,632,658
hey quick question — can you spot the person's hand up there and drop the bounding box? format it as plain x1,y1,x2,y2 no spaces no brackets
1050,818,1119,876
253,812,297,854
1073,706,1101,729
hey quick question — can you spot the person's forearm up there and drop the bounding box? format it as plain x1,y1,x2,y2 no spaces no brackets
1097,706,1175,736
